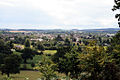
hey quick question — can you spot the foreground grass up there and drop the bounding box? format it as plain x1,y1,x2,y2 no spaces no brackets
0,70,66,80
0,70,41,80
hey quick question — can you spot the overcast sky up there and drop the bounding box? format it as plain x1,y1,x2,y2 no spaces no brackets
0,0,119,29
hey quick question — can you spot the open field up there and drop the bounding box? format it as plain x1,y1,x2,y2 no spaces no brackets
43,50,57,55
27,55,42,65
0,71,66,80
0,70,41,80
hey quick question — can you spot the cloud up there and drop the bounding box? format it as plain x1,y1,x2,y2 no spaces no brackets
0,0,118,29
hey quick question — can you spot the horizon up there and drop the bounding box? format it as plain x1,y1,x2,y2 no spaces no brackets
0,27,120,31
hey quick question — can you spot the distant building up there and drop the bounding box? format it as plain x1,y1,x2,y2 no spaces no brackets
30,38,43,42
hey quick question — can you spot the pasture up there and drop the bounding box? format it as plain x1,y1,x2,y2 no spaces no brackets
0,71,41,80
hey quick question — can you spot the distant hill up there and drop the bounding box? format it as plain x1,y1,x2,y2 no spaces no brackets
0,28,120,33
81,28,120,33
71,28,120,33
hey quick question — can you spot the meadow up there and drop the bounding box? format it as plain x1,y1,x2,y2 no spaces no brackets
0,71,41,80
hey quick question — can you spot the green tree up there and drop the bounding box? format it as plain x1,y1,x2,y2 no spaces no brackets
24,39,31,47
77,46,82,52
21,47,34,63
6,41,14,49
37,42,45,51
1,54,22,77
107,31,120,65
55,35,64,41
52,46,72,63
52,47,80,79
64,38,71,46
103,62,120,80
0,39,12,55
78,46,110,80
59,51,80,79
35,55,57,80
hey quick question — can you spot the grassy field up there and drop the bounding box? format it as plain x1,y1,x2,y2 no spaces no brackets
0,70,41,80
12,50,57,69
0,71,66,80
27,55,42,64
13,51,22,55
43,50,57,55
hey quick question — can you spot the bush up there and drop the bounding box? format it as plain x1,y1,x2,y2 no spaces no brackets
31,62,35,67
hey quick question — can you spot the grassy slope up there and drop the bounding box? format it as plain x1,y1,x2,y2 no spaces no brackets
0,71,41,80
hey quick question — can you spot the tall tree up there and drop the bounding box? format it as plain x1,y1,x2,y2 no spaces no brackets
21,47,34,63
78,46,109,80
107,31,120,65
1,54,22,77
24,39,31,47
52,47,80,79
35,55,57,80
0,39,12,55
37,42,45,51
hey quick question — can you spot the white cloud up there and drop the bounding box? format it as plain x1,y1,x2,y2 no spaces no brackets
0,0,118,29
0,1,15,7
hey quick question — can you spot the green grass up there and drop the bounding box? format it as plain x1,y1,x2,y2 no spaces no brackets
13,51,22,56
0,70,66,80
20,64,33,70
0,70,41,80
27,55,42,64
14,44,24,48
13,50,57,70
43,50,57,55
14,44,34,49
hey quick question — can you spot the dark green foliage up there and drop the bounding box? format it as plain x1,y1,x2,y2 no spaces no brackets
98,37,102,43
64,38,71,46
55,35,64,41
79,40,82,44
1,54,22,77
24,39,31,47
36,55,57,80
52,46,72,63
31,62,35,67
37,42,45,51
59,51,80,79
103,62,120,80
52,46,80,79
0,54,6,65
0,39,12,55
111,31,120,45
6,41,14,49
73,43,75,46
31,41,36,47
83,40,89,45
78,46,112,80
77,46,82,52
108,31,120,65
33,49,42,55
21,47,34,63
13,36,25,44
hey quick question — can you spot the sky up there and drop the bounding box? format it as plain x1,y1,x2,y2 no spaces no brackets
0,0,119,29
